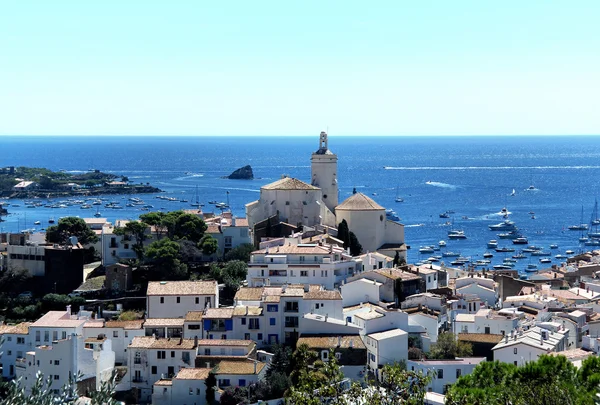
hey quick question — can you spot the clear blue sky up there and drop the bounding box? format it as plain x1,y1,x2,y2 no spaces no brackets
1,1,598,136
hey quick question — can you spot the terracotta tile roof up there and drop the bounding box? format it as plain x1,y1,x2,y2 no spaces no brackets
185,311,204,322
85,336,107,343
154,379,173,386
105,320,144,330
214,360,266,375
253,244,340,255
303,290,342,300
144,318,185,327
175,368,212,380
264,295,281,303
235,288,264,301
264,286,304,297
197,339,254,347
336,193,384,211
458,333,505,344
203,308,234,319
297,335,365,350
373,269,421,281
129,336,196,350
232,306,263,316
147,281,217,296
206,224,221,234
83,320,106,328
233,218,248,227
0,322,31,335
261,177,318,191
31,311,86,328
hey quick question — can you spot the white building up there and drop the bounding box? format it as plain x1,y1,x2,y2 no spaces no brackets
0,322,31,379
83,319,145,365
246,242,356,289
16,334,115,396
455,275,498,307
29,309,87,348
310,130,339,212
407,358,486,394
335,192,405,257
366,329,408,374
100,220,146,266
146,281,219,319
128,336,198,403
213,359,267,390
453,308,522,336
204,213,251,259
492,326,568,366
152,368,212,405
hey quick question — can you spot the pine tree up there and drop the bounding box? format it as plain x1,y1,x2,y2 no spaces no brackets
337,220,350,248
348,231,362,256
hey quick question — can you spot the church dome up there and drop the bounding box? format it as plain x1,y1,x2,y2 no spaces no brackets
335,192,384,211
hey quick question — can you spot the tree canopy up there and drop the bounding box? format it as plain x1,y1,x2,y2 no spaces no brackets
46,216,98,245
446,355,600,405
114,220,149,260
428,332,473,360
337,219,362,256
145,238,188,280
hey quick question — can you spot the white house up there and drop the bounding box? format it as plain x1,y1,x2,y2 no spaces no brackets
455,275,498,307
341,278,384,307
213,359,267,390
366,329,408,375
128,336,198,403
146,281,219,319
0,322,31,379
152,368,212,405
246,242,356,290
492,326,568,366
407,358,486,394
453,308,522,336
203,213,251,259
83,319,144,365
29,308,87,347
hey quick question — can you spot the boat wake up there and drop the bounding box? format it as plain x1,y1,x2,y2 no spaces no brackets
405,223,425,227
425,181,457,190
175,174,204,181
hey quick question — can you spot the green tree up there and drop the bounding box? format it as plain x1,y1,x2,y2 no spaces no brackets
428,332,472,360
161,211,207,242
220,386,249,405
287,349,346,405
267,344,293,377
224,243,255,262
348,231,362,256
289,343,319,387
139,211,167,239
46,216,99,245
145,238,188,280
337,220,349,248
199,234,219,256
205,371,217,405
221,260,248,289
114,220,149,260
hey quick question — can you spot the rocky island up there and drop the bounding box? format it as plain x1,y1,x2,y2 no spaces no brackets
0,166,162,199
224,165,254,180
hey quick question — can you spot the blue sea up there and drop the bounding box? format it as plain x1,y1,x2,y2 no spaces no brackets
2,135,600,273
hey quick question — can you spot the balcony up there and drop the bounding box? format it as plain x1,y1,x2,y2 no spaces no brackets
285,320,299,328
132,377,144,383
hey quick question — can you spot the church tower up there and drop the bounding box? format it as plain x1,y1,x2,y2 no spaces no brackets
311,131,338,212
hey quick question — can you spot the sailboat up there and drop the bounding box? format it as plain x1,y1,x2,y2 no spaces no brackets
395,186,404,203
568,206,588,231
510,189,516,196
587,199,600,238
190,186,202,207
94,207,102,218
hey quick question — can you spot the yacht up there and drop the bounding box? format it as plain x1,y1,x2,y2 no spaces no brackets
512,237,529,245
531,251,551,257
489,220,517,231
568,224,589,231
493,264,513,270
495,247,515,253
34,221,41,225
448,230,467,240
525,185,538,191
442,251,461,257
512,253,527,259
555,254,566,259
584,239,600,247
487,240,498,248
498,230,522,240
419,246,435,254
483,252,494,258
549,244,558,249
566,250,575,255
539,258,552,264
525,264,538,271
439,212,450,219
438,240,447,247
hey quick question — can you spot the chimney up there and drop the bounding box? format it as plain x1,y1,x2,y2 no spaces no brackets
505,335,508,343
66,305,71,316
349,340,353,348
206,362,211,369
194,336,198,348
254,361,257,374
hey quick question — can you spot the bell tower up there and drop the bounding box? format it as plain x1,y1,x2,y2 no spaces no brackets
311,131,338,212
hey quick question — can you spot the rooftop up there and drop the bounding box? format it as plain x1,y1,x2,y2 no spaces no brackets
296,334,365,350
410,357,486,366
203,308,235,319
197,339,254,347
261,177,318,191
185,311,204,322
0,322,31,335
175,368,212,380
214,360,266,375
232,306,263,316
458,333,504,344
144,318,185,327
368,329,408,340
336,192,384,211
129,337,197,350
31,311,86,328
147,280,217,296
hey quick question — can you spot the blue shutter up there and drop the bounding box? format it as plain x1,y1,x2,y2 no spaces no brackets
225,319,233,331
203,319,211,331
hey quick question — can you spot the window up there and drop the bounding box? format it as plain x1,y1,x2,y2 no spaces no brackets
134,352,141,364
219,379,231,387
315,303,320,309
176,297,181,303
160,297,164,304
53,331,58,341
6,351,11,356
189,387,194,395
267,304,278,312
125,331,129,338
35,331,40,342
54,375,59,380
514,361,518,366
300,270,308,277
197,388,201,395
285,316,299,328
484,327,490,334
249,318,260,330
456,369,462,378
257,333,263,341
205,297,211,308
7,337,11,342
239,379,246,387
157,351,166,359
171,351,175,358
124,243,129,249
437,369,443,379
17,337,25,345
270,318,276,326
513,348,518,354
285,302,298,312
299,256,305,262
241,318,247,325
428,276,431,283
54,360,59,366
221,335,227,340
245,333,251,340
195,297,200,304
113,331,119,338
151,366,157,375
62,331,67,340
188,324,200,330
44,331,49,342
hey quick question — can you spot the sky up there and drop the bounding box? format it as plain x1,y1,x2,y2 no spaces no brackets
0,1,599,136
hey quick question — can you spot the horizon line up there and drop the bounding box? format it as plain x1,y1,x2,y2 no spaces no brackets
1,134,600,137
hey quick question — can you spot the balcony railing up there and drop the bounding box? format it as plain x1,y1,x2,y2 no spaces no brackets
285,321,299,328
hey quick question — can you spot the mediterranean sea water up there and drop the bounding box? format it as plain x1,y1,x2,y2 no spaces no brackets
2,135,600,273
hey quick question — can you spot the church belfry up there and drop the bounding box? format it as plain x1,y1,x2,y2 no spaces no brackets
311,131,338,212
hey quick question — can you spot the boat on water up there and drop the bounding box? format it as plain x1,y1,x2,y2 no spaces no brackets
549,244,558,249
495,247,515,253
525,185,538,191
510,189,516,196
448,230,467,240
438,240,446,247
512,237,529,245
493,264,513,270
512,253,527,259
531,251,551,256
48,217,55,224
584,239,600,246
579,236,589,243
439,212,450,219
568,206,588,231
555,254,566,259
487,240,498,248
483,252,494,258
475,260,491,266
395,186,404,203
489,220,517,231
539,258,552,264
442,251,461,257
34,221,41,225
419,246,435,254
386,209,400,221
566,250,575,255
525,264,538,272
498,230,522,240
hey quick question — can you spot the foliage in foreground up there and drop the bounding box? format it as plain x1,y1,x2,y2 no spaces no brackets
446,355,600,405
